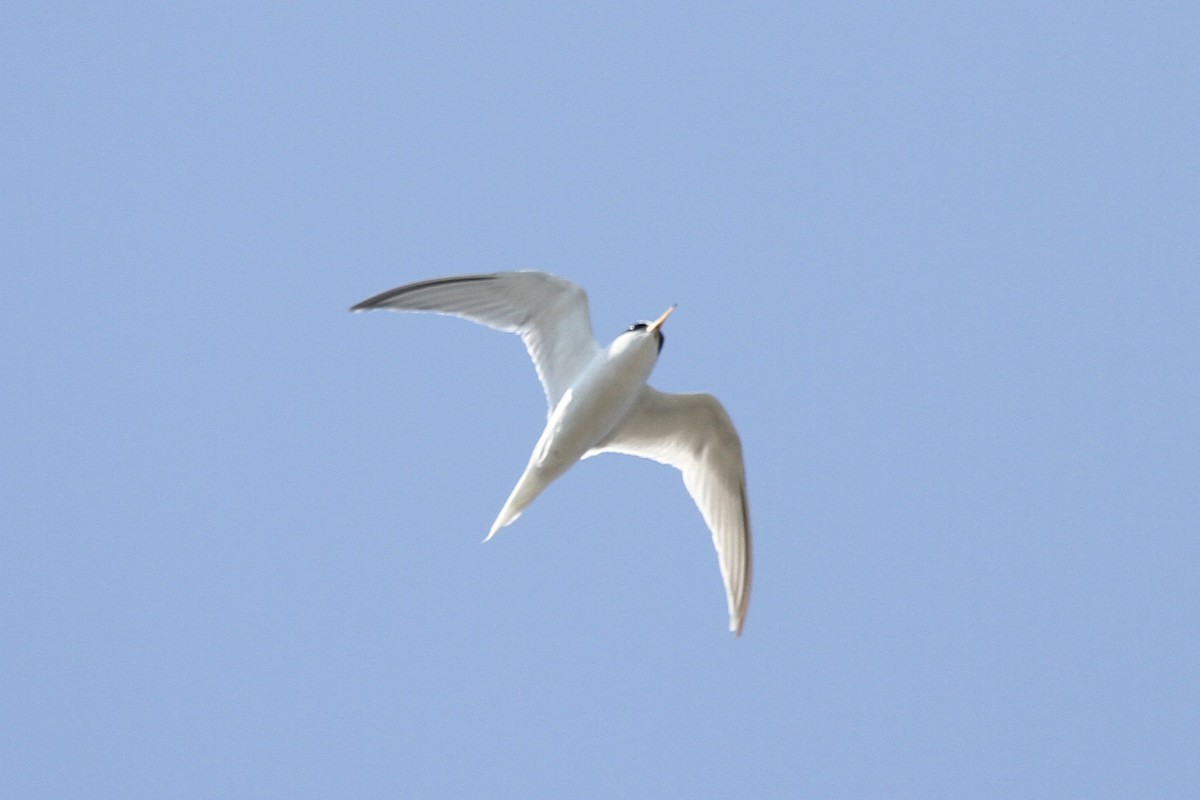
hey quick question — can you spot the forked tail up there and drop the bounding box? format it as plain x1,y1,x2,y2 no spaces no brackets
485,466,550,541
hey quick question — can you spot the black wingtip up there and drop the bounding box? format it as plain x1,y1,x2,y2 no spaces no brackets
349,274,498,314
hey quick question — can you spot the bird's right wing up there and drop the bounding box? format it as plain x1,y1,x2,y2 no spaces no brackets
351,272,600,409
590,387,752,635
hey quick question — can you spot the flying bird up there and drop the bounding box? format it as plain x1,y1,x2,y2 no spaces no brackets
351,271,751,635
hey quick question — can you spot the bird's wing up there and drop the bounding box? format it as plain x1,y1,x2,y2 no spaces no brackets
589,387,752,635
351,272,600,409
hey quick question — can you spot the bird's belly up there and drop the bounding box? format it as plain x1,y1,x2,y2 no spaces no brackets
533,359,648,474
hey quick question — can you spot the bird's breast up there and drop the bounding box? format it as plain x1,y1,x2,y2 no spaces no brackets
533,345,657,471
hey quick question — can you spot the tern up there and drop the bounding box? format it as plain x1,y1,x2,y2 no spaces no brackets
351,271,751,635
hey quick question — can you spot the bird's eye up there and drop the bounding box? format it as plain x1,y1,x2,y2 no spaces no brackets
628,322,648,332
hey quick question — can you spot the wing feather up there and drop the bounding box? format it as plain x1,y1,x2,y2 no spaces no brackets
591,387,752,635
351,272,600,408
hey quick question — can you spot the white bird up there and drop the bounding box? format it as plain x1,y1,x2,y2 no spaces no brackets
351,271,752,635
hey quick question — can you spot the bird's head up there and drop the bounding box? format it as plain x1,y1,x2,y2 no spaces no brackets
622,304,676,354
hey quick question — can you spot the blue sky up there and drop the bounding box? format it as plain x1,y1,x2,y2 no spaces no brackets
4,3,1198,797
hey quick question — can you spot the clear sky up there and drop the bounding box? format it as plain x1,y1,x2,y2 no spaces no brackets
4,3,1198,798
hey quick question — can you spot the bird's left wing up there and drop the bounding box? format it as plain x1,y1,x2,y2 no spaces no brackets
589,387,752,635
351,272,600,409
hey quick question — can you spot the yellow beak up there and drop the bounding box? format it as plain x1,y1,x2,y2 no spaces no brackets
648,304,677,333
